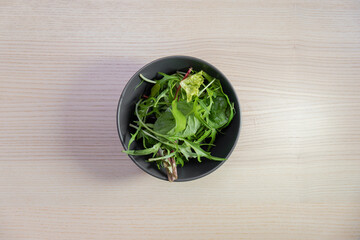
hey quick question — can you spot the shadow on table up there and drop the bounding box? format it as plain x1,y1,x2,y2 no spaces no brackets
60,57,146,182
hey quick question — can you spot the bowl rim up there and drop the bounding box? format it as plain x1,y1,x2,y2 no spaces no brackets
116,55,242,182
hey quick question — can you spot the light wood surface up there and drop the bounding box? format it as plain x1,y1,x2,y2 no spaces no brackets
1,0,360,239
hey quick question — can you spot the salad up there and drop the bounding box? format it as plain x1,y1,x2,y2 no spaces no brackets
123,68,235,181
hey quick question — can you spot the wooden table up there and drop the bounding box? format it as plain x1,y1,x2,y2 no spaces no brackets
1,1,360,239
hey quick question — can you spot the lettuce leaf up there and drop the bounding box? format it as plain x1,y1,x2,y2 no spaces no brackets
180,71,204,102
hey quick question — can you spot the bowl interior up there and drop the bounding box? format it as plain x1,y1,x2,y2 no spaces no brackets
117,56,241,181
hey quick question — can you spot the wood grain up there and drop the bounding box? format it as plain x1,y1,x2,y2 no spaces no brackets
1,0,360,239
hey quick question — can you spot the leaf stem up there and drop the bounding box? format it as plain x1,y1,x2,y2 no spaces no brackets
140,74,156,84
148,151,176,161
198,78,216,96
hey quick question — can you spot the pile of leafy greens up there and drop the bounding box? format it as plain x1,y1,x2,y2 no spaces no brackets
123,68,234,181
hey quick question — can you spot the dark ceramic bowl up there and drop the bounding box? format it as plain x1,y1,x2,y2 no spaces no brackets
117,56,241,181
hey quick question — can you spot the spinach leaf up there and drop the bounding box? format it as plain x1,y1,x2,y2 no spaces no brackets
153,101,194,136
208,96,229,129
153,110,175,134
170,100,187,134
177,101,193,116
177,114,200,138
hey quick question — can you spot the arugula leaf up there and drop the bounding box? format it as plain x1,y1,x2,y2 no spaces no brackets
175,152,186,167
148,151,176,161
128,125,142,149
193,98,213,130
201,71,213,82
129,123,175,148
178,143,197,160
208,129,217,151
195,129,212,143
184,140,225,161
123,142,161,156
154,89,169,107
158,72,179,83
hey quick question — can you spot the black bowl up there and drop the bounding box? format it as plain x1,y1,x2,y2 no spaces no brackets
117,56,241,181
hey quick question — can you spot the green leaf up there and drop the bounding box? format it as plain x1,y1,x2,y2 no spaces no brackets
184,140,226,161
176,101,193,116
150,83,160,97
153,101,194,136
153,110,175,134
195,129,212,143
176,114,200,137
208,78,234,128
198,78,216,97
171,100,187,133
193,98,213,130
175,153,186,167
198,99,211,115
158,72,179,81
207,129,217,151
223,96,234,128
208,96,229,129
201,71,213,82
180,71,204,102
178,144,197,160
134,100,177,147
148,151,176,161
123,142,161,156
128,125,142,149
129,123,175,148
154,89,169,107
